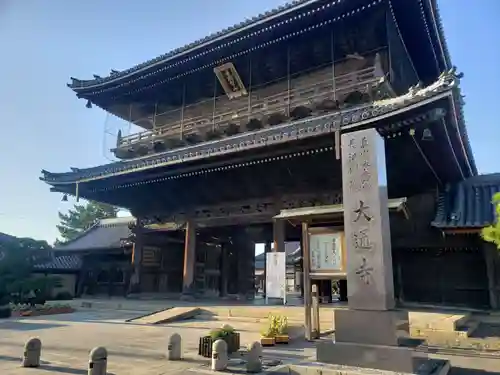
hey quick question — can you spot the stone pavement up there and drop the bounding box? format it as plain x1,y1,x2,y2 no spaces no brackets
0,311,313,375
1,310,499,375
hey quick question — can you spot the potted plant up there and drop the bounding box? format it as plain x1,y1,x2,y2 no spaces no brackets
260,315,279,346
275,315,289,344
198,324,240,358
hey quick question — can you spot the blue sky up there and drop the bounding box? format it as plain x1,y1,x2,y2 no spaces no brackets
0,0,498,244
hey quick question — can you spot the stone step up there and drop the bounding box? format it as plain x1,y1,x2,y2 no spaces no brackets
128,307,201,324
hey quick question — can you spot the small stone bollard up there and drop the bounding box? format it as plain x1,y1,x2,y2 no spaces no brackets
245,341,262,373
167,333,182,360
211,339,228,371
88,346,107,375
22,337,41,368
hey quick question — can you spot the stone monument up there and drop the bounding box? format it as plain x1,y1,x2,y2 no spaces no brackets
316,128,449,374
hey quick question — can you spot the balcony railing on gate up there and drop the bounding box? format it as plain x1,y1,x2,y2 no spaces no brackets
115,53,391,155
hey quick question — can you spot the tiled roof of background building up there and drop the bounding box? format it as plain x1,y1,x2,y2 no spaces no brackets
54,217,135,252
432,173,500,229
33,255,82,271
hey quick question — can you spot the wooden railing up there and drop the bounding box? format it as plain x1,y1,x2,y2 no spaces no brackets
117,54,387,150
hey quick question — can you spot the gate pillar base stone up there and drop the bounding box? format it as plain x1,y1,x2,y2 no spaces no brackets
285,359,450,375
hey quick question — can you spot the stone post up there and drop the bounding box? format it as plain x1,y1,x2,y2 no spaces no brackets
22,338,41,368
211,339,228,371
181,220,196,298
167,333,182,360
311,284,320,339
316,128,423,373
88,346,107,375
246,341,263,373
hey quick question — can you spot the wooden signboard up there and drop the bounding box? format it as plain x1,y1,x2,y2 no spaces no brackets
308,227,346,278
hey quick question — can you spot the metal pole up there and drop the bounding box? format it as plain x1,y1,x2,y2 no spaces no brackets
302,222,312,341
287,43,291,116
247,52,252,121
331,29,341,160
153,102,158,130
212,75,217,131
180,83,186,139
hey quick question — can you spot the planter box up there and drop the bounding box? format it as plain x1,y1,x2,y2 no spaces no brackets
198,333,240,358
275,334,289,344
260,337,275,346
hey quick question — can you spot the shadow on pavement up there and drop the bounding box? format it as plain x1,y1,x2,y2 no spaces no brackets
0,321,66,331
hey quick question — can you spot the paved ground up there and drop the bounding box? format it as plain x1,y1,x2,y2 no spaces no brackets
0,310,498,374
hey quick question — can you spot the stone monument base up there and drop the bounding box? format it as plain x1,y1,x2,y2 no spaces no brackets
272,360,450,375
316,341,446,374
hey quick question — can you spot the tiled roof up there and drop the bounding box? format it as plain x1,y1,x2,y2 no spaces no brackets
42,73,460,186
55,217,135,252
432,174,500,229
69,0,447,96
68,0,349,91
33,255,82,271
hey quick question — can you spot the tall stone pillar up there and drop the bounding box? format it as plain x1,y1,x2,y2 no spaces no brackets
317,128,436,373
181,220,196,298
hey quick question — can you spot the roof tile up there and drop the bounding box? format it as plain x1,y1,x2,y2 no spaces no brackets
432,174,500,229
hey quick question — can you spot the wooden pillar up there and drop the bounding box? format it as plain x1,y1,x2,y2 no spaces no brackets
302,221,312,341
220,243,229,297
273,219,285,253
263,242,272,294
484,242,500,310
129,224,144,294
182,220,196,296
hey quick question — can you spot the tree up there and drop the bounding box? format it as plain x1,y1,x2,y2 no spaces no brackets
481,192,500,250
57,201,118,242
0,236,54,308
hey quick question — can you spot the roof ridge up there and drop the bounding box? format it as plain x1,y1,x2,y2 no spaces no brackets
55,220,101,248
68,0,333,90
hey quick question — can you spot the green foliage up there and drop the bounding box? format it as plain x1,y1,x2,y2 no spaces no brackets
57,201,118,242
209,325,235,340
261,314,288,337
481,193,500,250
0,235,57,303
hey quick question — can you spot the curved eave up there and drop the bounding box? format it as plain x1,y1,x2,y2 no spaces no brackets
42,76,462,186
67,0,338,92
69,0,445,102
